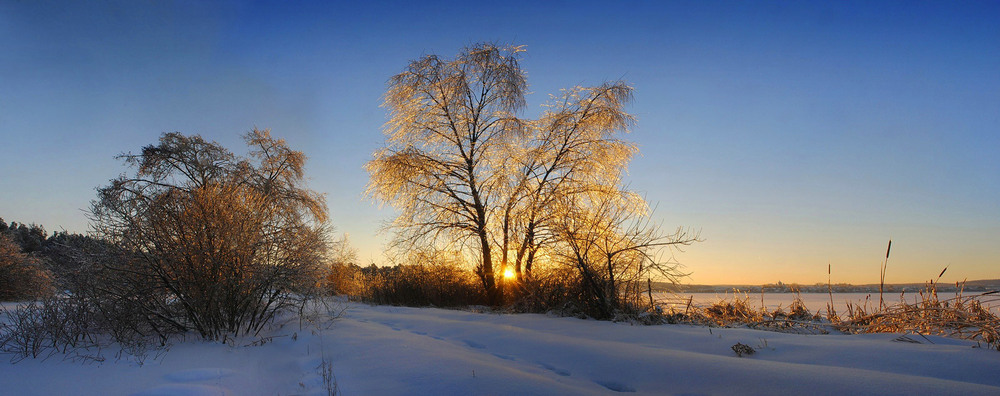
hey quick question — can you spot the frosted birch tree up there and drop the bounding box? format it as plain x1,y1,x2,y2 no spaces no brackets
366,43,527,303
367,43,697,306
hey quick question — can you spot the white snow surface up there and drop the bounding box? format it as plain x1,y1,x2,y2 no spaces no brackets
3,300,1000,395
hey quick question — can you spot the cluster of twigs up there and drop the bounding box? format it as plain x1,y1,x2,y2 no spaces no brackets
0,296,151,363
653,291,828,335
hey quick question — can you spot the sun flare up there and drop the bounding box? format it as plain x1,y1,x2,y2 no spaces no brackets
503,268,515,280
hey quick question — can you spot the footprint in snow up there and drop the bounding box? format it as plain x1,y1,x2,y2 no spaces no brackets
538,362,571,377
491,353,516,361
377,321,402,331
133,383,233,396
595,380,636,393
463,340,486,349
297,357,325,371
163,368,237,383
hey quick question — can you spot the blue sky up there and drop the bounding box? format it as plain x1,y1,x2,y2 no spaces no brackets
1,1,997,284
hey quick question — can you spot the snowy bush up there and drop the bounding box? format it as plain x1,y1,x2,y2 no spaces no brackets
2,130,335,362
87,130,330,340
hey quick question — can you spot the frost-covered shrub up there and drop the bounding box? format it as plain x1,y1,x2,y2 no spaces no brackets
1,238,164,362
326,263,363,297
87,130,330,340
357,264,483,307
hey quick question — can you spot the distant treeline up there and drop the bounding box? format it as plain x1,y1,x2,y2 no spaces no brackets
0,218,105,253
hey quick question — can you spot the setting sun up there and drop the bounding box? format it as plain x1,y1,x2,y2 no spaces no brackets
503,268,515,280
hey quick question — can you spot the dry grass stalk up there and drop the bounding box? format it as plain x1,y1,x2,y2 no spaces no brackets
879,239,891,309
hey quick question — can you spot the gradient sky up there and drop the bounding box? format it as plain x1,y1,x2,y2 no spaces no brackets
2,1,997,285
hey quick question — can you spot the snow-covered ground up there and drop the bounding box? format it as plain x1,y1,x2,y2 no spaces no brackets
2,300,999,395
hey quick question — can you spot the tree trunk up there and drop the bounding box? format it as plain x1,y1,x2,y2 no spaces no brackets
478,229,499,304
